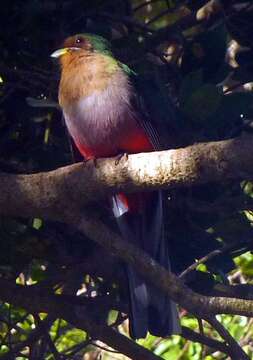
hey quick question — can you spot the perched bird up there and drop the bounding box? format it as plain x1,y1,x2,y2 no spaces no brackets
51,33,180,339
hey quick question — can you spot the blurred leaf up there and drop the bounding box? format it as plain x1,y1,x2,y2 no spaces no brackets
162,345,181,360
33,218,42,230
181,316,198,330
180,69,203,106
30,261,46,282
182,84,223,123
55,327,87,352
243,181,253,197
137,334,157,350
107,309,118,325
235,252,253,277
154,339,174,356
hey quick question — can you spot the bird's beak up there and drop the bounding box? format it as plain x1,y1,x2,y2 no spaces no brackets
50,47,80,58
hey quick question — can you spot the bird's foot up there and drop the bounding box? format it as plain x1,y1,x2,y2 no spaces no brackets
83,157,98,168
115,152,128,166
92,158,98,168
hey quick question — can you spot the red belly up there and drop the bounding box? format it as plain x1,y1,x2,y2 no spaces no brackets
74,124,154,213
75,125,153,159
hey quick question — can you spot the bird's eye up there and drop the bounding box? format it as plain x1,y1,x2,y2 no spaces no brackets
75,37,83,44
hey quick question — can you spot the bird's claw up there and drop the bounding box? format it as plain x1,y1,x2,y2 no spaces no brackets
83,157,98,168
92,158,98,168
115,152,128,166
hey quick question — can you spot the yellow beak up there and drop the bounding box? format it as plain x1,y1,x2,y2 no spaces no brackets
50,47,80,58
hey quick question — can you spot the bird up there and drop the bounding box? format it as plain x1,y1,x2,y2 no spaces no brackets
51,33,180,339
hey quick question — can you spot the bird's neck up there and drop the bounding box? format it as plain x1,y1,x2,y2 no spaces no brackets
59,53,123,109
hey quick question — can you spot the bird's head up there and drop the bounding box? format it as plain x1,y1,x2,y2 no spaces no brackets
51,34,113,63
51,34,119,104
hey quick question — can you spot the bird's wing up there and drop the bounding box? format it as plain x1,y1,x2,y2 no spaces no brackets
121,62,180,151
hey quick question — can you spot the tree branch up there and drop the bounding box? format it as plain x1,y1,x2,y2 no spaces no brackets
1,134,253,220
72,212,253,319
1,135,253,318
0,279,160,360
1,134,253,357
181,326,232,357
206,316,250,359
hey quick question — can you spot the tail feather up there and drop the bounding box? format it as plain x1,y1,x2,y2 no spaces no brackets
114,191,180,339
127,268,148,338
147,228,180,336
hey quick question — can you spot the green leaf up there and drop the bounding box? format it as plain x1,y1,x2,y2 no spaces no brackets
236,252,253,277
182,84,223,123
162,345,181,360
32,218,42,230
107,310,118,325
154,340,173,355
55,327,87,352
180,69,203,106
137,333,157,350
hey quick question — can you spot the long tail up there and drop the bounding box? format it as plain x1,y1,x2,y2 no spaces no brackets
113,191,180,339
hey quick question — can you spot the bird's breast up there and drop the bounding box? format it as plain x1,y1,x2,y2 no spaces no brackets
62,72,152,158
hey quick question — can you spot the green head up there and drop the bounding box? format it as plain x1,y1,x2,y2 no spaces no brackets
51,33,113,58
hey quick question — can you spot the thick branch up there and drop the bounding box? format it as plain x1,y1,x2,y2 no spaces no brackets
1,135,253,356
72,213,253,319
1,135,253,319
1,134,253,220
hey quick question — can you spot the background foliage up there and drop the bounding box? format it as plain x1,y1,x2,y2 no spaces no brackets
1,0,253,359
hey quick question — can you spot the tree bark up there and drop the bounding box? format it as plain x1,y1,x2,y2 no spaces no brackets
0,134,253,220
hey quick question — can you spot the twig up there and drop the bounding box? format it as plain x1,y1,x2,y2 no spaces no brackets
146,9,173,25
240,318,253,347
179,239,250,279
0,315,55,360
0,279,162,360
184,194,253,215
133,0,164,12
206,316,250,360
179,249,223,278
92,341,121,354
175,340,190,360
198,318,204,336
34,314,62,360
63,338,92,358
181,326,232,356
